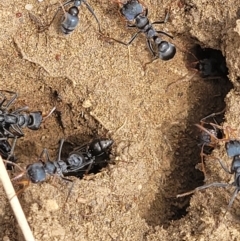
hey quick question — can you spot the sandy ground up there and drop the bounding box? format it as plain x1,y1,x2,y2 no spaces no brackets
0,0,240,240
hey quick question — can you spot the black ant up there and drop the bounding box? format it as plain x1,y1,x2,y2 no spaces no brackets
108,0,176,61
191,45,229,78
177,117,240,215
40,0,101,35
11,138,113,186
0,90,55,138
166,45,229,91
194,109,235,178
177,154,240,216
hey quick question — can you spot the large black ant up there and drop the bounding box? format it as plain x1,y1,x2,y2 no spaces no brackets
12,138,113,185
177,120,240,214
193,110,225,177
41,0,101,35
109,0,176,61
177,154,240,215
0,90,55,138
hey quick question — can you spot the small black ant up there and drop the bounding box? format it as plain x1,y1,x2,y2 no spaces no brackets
41,0,101,35
166,45,229,91
192,45,229,78
108,0,176,61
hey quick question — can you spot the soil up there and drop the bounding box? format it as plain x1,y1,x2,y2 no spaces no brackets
0,0,240,240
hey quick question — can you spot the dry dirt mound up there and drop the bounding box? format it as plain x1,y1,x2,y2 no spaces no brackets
0,0,240,240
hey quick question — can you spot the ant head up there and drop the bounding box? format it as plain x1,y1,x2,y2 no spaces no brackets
89,138,114,156
68,6,79,16
195,59,215,78
158,41,176,61
26,162,46,183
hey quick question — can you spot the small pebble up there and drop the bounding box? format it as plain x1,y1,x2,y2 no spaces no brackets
3,236,10,241
25,4,33,10
82,99,92,108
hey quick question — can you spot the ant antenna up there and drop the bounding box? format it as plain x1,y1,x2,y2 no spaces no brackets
42,106,56,121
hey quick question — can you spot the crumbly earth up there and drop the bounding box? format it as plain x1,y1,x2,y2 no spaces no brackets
0,0,240,240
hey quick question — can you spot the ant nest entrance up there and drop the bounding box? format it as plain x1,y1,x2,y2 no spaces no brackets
143,43,233,227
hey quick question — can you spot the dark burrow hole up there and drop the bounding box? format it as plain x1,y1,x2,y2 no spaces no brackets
144,44,233,227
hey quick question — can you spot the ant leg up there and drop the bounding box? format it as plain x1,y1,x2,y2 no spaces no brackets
200,108,226,122
12,106,29,114
104,30,142,46
165,72,197,92
10,124,24,137
74,143,88,154
142,37,158,66
217,158,232,174
152,1,171,25
195,124,219,141
2,127,18,138
200,144,207,179
206,123,237,141
82,0,102,33
176,182,230,198
3,160,25,173
40,148,51,163
6,137,17,162
224,125,237,140
0,91,7,107
60,176,74,203
0,90,18,109
146,39,156,56
13,180,30,197
11,171,27,182
57,139,65,162
224,188,238,216
155,30,173,39
84,159,95,174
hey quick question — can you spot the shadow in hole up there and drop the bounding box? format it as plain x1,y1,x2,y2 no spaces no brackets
143,46,233,227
